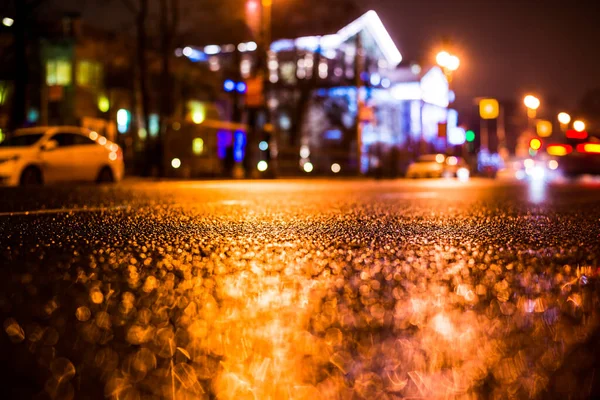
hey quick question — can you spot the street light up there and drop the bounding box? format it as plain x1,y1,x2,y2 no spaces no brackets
435,49,460,153
573,120,586,132
519,95,540,157
524,95,540,115
436,51,460,76
2,17,14,27
558,112,571,125
446,55,460,71
436,51,451,67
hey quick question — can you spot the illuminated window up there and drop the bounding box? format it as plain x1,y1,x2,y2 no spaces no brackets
149,114,160,137
188,101,206,124
77,60,103,88
46,60,72,86
193,138,204,155
0,81,9,105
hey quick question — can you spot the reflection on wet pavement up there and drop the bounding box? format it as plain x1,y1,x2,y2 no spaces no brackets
0,180,599,399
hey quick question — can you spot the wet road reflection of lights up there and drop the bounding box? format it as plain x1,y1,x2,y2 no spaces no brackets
528,173,548,203
2,180,600,399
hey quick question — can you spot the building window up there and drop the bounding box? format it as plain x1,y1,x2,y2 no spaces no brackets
149,114,160,137
46,60,72,86
77,60,103,88
0,81,9,105
193,138,204,155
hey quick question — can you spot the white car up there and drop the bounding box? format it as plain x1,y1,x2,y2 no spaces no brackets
0,126,124,186
406,154,470,179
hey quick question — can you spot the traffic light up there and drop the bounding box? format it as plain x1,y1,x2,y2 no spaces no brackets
529,138,542,151
465,130,475,142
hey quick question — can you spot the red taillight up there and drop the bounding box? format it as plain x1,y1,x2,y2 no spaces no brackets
576,143,600,154
546,144,573,156
566,129,588,139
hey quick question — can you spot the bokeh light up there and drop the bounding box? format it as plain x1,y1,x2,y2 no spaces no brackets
257,160,268,172
558,112,571,125
573,120,586,132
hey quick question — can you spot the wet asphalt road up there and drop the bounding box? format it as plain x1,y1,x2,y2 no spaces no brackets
1,178,600,400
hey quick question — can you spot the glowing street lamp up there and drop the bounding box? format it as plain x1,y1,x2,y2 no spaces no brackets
524,95,540,111
436,51,451,68
558,112,571,125
446,55,460,71
573,120,586,132
436,51,460,77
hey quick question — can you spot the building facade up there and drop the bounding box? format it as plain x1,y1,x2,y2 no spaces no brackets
177,10,460,176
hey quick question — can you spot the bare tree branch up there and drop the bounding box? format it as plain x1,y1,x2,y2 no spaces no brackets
170,0,179,37
119,0,139,15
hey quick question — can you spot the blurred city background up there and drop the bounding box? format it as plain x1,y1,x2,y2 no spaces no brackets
0,0,599,182
4,2,600,399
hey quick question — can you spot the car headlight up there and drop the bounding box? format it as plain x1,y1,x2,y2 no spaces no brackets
0,155,20,164
457,167,470,181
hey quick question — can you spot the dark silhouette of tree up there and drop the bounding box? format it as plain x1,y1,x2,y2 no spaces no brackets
8,0,49,131
273,0,363,148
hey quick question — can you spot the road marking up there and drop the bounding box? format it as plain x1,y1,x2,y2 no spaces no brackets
0,205,128,217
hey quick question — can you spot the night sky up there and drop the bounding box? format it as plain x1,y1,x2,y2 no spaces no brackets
375,0,600,114
50,0,600,114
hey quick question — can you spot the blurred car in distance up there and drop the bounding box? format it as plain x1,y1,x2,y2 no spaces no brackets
0,126,124,186
497,156,562,182
406,154,470,180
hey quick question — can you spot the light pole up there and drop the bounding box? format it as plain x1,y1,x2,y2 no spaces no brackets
524,95,540,119
524,95,540,134
260,0,277,177
521,94,540,157
558,112,571,138
436,51,460,152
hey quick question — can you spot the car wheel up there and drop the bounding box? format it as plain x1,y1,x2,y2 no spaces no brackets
20,166,43,186
97,166,114,183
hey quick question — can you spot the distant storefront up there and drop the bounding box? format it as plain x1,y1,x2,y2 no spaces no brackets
178,10,461,176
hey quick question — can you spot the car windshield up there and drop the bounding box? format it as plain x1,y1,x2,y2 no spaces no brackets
0,133,45,147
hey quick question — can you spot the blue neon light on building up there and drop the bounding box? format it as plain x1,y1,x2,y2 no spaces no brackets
224,80,235,92
217,130,234,159
236,82,247,93
234,130,246,162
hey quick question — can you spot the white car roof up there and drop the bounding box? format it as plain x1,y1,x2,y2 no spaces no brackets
14,126,91,136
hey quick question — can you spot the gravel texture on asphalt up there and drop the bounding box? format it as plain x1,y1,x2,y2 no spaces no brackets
1,179,600,400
